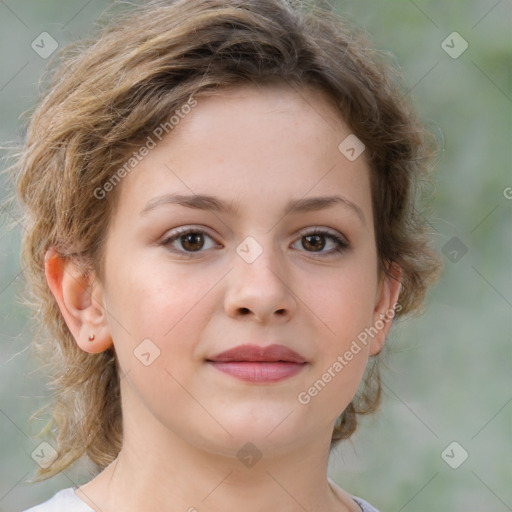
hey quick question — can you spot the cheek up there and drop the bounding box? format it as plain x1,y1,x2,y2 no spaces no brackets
104,255,217,372
294,271,376,421
104,262,218,432
295,253,378,411
305,258,379,345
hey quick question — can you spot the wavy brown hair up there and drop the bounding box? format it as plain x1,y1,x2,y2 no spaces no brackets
9,0,441,480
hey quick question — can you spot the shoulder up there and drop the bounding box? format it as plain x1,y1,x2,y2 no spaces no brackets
352,495,381,512
20,487,95,512
328,478,380,512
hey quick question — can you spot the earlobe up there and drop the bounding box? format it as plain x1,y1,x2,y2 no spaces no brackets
369,264,402,356
44,248,112,354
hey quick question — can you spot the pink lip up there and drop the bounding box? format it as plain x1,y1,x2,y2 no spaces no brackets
208,362,306,382
208,344,307,363
207,344,308,383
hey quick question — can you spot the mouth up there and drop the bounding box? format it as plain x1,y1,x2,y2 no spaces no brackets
206,344,308,383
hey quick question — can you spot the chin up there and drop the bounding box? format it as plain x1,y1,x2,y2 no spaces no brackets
188,410,314,459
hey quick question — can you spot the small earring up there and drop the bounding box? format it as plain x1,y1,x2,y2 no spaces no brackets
88,333,95,342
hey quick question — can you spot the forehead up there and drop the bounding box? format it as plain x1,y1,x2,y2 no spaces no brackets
178,82,347,147
190,81,342,123
110,82,372,226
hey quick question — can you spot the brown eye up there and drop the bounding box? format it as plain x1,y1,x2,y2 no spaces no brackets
162,227,218,256
302,234,326,252
291,229,349,256
180,232,205,252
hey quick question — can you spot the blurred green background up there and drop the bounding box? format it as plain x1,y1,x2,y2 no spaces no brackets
0,1,510,510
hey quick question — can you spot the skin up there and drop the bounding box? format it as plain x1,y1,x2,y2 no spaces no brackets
45,82,401,512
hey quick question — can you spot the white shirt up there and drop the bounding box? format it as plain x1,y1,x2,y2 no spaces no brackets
21,486,380,511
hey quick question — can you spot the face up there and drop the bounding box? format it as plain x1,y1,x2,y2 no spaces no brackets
94,83,397,457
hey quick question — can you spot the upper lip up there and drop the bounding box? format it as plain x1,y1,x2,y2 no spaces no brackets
207,344,307,364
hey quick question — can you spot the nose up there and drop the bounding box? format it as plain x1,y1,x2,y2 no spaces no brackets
224,240,297,324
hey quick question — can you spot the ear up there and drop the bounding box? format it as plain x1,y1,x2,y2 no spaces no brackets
369,263,402,356
44,248,112,354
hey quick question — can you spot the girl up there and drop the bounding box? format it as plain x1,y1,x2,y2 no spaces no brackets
13,0,441,510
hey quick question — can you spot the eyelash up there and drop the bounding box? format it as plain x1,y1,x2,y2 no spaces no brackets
161,226,349,258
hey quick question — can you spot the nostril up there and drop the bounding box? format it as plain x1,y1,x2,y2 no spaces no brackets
239,307,251,315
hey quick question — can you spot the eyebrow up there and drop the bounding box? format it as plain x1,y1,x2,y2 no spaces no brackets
140,193,366,225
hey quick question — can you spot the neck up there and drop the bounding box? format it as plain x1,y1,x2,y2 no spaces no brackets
76,384,357,512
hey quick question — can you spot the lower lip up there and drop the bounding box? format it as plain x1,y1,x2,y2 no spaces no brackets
208,361,307,382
